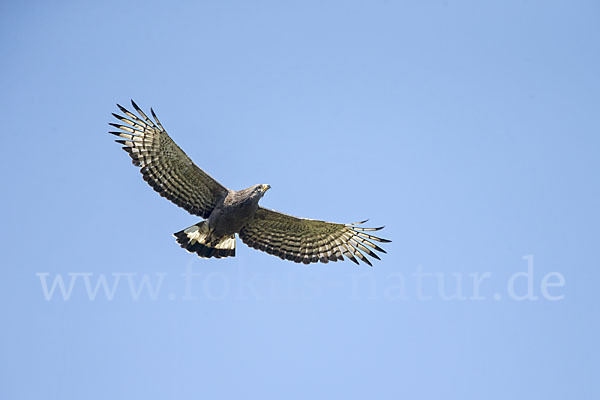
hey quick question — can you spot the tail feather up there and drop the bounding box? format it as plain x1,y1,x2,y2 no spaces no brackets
173,222,235,259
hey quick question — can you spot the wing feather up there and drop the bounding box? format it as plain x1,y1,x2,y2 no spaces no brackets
239,208,390,266
110,100,228,218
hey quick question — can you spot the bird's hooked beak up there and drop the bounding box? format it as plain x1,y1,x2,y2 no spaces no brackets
262,184,271,193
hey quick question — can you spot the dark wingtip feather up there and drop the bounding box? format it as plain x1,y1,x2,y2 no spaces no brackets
351,226,385,232
150,107,164,129
131,100,146,117
347,253,360,265
117,104,129,114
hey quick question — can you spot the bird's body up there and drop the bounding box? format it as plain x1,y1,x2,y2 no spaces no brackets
173,185,269,258
110,101,390,266
209,185,269,237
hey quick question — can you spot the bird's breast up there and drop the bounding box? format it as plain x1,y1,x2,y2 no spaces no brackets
209,202,259,236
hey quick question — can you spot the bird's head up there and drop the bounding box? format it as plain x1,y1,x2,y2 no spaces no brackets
254,184,271,197
240,184,270,205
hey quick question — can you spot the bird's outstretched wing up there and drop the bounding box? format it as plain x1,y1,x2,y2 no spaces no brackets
239,207,391,266
109,100,228,218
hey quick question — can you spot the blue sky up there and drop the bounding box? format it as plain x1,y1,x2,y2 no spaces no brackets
1,0,598,398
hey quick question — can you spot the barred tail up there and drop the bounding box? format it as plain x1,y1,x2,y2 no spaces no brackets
173,222,236,259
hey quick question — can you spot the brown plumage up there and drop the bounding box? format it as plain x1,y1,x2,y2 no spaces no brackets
110,100,390,266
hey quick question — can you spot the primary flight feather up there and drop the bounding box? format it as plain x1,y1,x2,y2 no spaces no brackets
109,100,390,266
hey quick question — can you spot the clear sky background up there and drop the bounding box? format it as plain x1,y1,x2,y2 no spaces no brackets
1,1,598,399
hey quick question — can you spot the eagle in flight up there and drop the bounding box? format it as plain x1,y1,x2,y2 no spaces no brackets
109,101,390,266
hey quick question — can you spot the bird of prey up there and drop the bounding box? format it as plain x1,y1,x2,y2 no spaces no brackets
109,101,390,266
